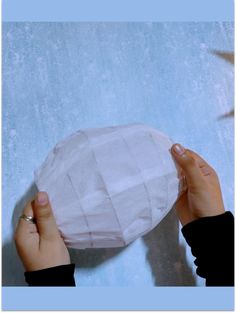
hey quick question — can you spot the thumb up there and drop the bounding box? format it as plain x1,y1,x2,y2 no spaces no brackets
171,143,204,190
33,192,60,240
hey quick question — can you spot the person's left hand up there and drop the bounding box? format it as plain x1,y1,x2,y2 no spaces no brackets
14,192,70,272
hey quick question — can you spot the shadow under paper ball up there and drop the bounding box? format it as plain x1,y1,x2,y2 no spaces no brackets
142,208,196,286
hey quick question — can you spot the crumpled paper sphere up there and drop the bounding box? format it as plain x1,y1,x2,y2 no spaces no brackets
34,124,179,249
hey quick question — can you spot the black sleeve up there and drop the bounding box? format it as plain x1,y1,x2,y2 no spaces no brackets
24,264,76,286
181,211,234,286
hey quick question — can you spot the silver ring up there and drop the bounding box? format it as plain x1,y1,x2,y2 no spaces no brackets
20,214,36,224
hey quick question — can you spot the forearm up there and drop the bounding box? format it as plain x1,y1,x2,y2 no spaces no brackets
182,211,234,286
24,264,76,286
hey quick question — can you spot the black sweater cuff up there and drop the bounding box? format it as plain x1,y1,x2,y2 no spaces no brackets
182,211,234,286
24,264,76,286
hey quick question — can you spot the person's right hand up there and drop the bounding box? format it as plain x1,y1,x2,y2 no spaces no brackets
171,144,225,226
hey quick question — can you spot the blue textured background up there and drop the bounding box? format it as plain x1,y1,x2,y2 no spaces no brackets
3,22,234,286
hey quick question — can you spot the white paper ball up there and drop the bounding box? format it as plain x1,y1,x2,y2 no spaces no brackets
34,124,179,249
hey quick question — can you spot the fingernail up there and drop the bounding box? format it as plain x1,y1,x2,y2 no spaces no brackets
173,144,185,156
37,192,48,205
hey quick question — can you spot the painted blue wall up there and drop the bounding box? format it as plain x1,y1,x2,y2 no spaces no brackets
3,22,234,286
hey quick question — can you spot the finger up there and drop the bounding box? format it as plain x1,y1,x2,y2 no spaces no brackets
187,149,214,176
15,200,37,235
187,149,210,167
171,143,205,189
17,201,37,231
174,192,196,226
32,192,60,241
178,176,188,195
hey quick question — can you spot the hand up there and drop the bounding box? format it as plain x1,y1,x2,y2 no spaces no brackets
171,144,225,226
14,192,70,272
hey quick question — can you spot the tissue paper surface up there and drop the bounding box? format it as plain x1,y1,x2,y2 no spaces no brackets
34,124,179,249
